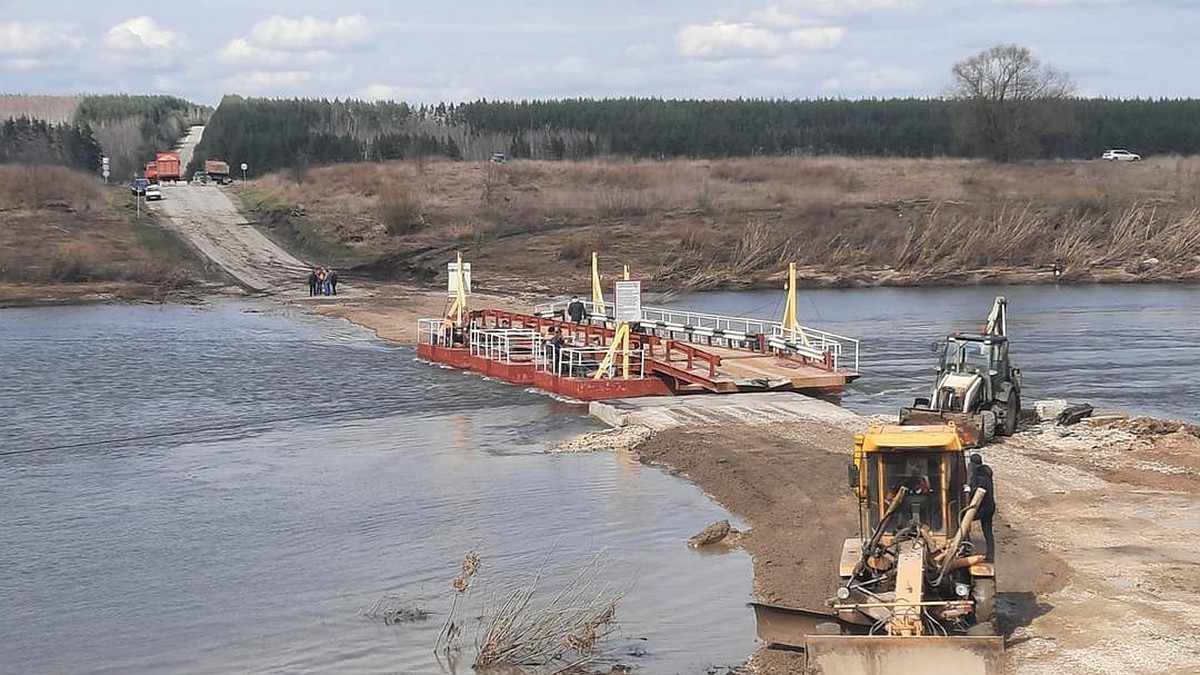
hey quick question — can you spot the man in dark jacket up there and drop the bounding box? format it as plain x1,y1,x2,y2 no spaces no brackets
969,453,996,562
566,296,587,323
307,269,318,296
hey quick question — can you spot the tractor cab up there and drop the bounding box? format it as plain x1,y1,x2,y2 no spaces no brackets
937,334,1010,378
852,424,970,542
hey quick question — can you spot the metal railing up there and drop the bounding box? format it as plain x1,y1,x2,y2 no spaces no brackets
469,327,541,363
535,342,647,380
534,298,859,373
769,325,860,373
418,317,461,346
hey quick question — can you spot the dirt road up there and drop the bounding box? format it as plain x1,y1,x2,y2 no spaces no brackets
155,183,314,295
629,410,1200,675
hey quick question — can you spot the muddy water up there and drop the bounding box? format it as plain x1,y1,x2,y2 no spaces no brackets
670,283,1200,423
0,302,755,674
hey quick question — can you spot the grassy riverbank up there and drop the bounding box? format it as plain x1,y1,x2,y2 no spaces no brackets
0,166,212,307
238,155,1200,294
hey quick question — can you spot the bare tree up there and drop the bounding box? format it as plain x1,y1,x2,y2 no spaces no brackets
950,44,1076,162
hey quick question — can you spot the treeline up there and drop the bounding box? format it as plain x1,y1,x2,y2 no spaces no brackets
75,94,210,180
191,96,1200,176
0,116,103,172
191,95,464,176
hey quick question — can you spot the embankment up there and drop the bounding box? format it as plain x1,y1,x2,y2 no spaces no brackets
0,166,212,307
238,155,1200,295
587,398,1200,674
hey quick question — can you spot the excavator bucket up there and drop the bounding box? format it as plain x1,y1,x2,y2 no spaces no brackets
897,408,985,447
804,635,1004,675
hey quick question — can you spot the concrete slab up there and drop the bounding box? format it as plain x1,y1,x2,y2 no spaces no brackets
589,391,863,432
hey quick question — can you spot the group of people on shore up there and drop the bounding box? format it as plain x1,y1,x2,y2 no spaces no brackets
307,267,339,296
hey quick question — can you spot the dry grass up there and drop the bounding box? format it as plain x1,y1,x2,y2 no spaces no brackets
0,165,205,291
242,155,1200,291
434,550,625,673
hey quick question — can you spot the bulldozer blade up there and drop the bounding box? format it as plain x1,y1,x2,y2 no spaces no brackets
750,602,842,649
804,635,1004,675
897,409,985,447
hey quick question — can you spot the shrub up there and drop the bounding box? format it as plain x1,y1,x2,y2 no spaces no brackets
378,194,425,235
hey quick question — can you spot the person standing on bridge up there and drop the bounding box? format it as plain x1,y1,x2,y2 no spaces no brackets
969,453,997,563
566,296,587,323
329,269,339,296
307,268,319,296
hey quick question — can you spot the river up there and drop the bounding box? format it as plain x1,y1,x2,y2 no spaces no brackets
0,302,754,674
672,283,1200,423
4,283,1197,674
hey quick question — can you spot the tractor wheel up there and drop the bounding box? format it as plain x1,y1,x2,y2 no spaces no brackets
979,410,996,444
972,578,996,623
1001,395,1019,436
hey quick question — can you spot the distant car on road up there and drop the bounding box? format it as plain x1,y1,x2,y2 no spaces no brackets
130,177,150,195
145,184,162,201
1102,149,1141,162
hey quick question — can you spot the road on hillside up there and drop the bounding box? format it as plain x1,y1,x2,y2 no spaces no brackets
156,183,312,294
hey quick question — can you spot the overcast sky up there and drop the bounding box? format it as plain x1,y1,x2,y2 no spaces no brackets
1,1,1196,105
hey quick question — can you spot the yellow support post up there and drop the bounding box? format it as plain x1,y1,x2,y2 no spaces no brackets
623,264,630,281
593,322,630,380
779,262,810,347
591,252,606,316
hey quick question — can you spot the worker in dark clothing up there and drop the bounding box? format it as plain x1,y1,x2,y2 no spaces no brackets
566,296,587,323
307,269,318,296
969,453,996,562
329,269,339,295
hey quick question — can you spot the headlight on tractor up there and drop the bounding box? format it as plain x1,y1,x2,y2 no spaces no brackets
955,583,971,598
836,586,851,600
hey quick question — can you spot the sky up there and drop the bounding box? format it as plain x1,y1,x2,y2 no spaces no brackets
0,1,1197,105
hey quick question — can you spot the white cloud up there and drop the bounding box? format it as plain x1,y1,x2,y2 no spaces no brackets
787,26,844,50
786,0,925,14
821,59,925,92
219,37,334,68
677,22,783,58
103,16,178,52
0,21,84,55
245,14,372,52
749,6,808,28
990,0,1119,4
223,69,315,92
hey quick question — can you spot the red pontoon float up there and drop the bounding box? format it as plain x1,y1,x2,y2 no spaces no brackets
416,255,860,402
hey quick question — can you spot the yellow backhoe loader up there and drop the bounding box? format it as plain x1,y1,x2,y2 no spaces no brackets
751,423,1003,674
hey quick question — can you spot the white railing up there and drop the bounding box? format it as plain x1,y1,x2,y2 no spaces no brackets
469,327,541,364
418,317,457,346
533,298,860,373
535,342,647,380
769,325,861,373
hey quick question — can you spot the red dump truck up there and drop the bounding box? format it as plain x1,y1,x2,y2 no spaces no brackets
144,151,182,183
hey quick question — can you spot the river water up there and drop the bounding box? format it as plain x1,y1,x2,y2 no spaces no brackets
672,283,1200,423
4,284,1198,674
0,303,754,674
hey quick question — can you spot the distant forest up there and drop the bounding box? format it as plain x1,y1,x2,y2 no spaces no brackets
8,94,1200,179
0,94,209,179
0,116,103,171
193,96,1200,176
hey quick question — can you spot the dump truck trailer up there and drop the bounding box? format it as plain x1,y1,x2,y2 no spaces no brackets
203,159,232,185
